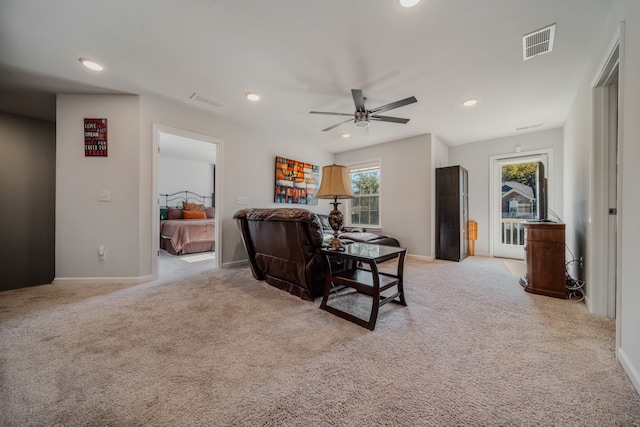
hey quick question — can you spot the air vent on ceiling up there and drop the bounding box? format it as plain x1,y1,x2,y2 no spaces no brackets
189,93,224,108
522,24,556,61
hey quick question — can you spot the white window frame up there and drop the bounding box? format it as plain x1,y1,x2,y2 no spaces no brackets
346,160,381,228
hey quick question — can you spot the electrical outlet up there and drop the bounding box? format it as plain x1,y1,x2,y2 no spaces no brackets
579,256,584,269
98,246,106,261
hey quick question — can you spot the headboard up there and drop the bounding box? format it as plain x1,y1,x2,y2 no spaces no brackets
160,191,214,208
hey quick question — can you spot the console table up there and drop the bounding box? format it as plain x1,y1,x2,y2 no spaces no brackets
519,221,566,299
320,243,407,330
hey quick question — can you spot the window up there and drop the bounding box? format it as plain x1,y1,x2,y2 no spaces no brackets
348,162,380,228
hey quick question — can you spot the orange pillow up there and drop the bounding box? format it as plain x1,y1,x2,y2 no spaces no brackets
183,210,206,219
183,202,205,212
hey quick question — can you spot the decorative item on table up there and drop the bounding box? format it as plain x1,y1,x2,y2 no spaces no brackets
274,156,320,205
316,164,355,251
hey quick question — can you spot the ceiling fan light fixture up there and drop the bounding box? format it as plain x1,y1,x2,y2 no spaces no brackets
310,88,416,132
399,0,421,7
354,110,370,127
79,58,104,71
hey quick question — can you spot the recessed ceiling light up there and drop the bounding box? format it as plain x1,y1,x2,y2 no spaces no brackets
245,92,260,101
399,0,421,7
462,99,478,107
79,58,104,71
342,133,351,138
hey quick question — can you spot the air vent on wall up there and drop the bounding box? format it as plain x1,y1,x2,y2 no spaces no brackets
189,93,224,108
522,24,556,61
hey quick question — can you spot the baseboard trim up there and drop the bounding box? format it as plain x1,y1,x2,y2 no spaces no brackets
407,254,434,262
618,347,640,395
53,275,153,285
222,259,249,269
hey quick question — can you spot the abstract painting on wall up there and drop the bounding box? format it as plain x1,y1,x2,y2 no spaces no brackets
274,156,319,205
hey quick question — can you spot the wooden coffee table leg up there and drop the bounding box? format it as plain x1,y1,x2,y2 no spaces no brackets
397,252,407,306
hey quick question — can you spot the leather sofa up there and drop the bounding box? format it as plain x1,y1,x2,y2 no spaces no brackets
234,207,400,301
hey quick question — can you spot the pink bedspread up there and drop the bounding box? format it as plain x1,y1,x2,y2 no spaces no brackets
160,219,215,255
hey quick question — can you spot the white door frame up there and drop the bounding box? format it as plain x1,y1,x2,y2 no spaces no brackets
489,149,554,259
151,124,223,278
589,29,620,320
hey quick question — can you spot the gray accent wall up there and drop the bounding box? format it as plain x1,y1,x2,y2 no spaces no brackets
0,112,55,291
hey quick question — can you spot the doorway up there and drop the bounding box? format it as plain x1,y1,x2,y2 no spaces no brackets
152,124,221,279
490,150,552,260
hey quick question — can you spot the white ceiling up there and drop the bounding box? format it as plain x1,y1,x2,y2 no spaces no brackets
0,0,613,153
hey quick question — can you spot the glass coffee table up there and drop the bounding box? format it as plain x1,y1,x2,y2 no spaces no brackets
319,242,407,330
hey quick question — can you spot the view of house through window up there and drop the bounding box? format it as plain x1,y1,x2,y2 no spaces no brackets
501,162,539,245
349,163,380,228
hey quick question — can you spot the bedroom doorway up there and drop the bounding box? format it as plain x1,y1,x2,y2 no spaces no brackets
153,125,221,279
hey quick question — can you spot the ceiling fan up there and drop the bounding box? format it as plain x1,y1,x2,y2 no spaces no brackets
310,89,417,132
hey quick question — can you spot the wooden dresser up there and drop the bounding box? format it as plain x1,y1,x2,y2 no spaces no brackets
519,222,566,299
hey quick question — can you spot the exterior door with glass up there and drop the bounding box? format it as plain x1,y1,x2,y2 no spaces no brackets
493,156,547,259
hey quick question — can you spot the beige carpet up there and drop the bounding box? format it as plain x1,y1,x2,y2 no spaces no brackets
502,258,526,278
1,255,639,426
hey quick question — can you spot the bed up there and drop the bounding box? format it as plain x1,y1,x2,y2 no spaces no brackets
159,191,215,255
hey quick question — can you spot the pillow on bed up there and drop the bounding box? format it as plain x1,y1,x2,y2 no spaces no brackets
205,207,215,219
183,202,205,212
168,207,183,219
183,210,207,219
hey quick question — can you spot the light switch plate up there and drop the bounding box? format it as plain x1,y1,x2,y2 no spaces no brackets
236,196,249,205
99,191,110,202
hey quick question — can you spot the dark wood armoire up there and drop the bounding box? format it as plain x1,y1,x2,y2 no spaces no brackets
435,165,468,262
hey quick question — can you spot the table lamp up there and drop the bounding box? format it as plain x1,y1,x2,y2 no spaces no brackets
316,164,355,251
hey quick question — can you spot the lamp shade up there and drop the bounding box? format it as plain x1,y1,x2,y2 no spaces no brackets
316,164,355,199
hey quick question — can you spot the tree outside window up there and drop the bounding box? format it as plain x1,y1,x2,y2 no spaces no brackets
349,165,380,227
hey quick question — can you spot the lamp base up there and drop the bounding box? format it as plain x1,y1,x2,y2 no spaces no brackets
327,199,345,251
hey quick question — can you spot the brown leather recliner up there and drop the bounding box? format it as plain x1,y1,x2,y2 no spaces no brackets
234,208,331,301
234,207,400,301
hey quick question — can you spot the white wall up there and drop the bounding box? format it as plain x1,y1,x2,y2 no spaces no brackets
618,0,640,394
563,0,640,394
448,128,564,256
158,156,214,203
56,94,142,281
336,134,432,257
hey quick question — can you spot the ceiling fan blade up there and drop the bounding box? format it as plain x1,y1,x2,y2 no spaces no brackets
351,89,366,112
310,111,353,117
322,118,354,132
369,96,417,114
370,115,410,124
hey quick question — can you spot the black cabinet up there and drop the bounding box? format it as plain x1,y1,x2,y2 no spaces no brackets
435,165,468,261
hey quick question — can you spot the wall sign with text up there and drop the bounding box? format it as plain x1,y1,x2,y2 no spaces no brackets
84,118,108,157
